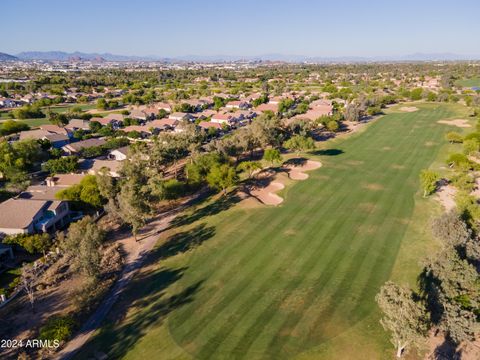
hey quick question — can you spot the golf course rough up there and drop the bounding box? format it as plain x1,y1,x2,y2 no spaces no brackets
86,103,468,360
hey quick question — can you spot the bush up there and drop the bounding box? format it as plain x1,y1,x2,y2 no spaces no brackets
42,156,79,174
39,316,76,342
0,120,30,136
3,233,52,254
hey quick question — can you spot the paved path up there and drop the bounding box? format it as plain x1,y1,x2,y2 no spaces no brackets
56,192,206,360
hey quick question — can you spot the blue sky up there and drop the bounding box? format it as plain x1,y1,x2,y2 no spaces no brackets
2,0,479,57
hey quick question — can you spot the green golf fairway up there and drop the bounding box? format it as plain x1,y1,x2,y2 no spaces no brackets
81,103,468,360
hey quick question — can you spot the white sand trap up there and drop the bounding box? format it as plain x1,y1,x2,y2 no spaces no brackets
437,119,471,128
251,181,285,205
283,160,322,180
435,185,456,211
400,106,418,112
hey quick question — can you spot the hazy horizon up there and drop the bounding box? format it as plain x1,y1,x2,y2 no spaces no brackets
2,0,480,58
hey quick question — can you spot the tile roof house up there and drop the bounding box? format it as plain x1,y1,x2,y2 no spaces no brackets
108,146,129,161
225,100,249,110
0,198,70,235
169,112,196,122
104,113,125,122
65,119,91,131
39,125,71,137
255,103,279,113
19,129,69,148
147,118,179,131
198,121,223,130
156,102,172,112
88,159,122,177
19,185,66,201
46,173,85,187
129,109,148,121
62,138,107,155
211,113,235,125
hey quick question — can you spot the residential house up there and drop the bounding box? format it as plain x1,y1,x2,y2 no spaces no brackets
225,100,249,110
211,113,235,126
198,121,223,131
65,119,90,131
0,198,70,235
46,173,85,187
19,129,69,148
147,118,179,132
169,112,196,122
109,146,129,161
88,159,122,177
156,102,172,113
129,109,148,121
255,103,279,113
62,138,106,155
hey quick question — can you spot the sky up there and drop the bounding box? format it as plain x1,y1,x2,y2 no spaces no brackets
2,0,480,57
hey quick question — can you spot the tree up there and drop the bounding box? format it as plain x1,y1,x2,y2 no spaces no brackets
96,98,108,110
376,282,429,358
283,135,316,155
3,233,52,255
57,175,105,208
110,181,150,242
21,264,37,311
0,120,30,136
89,120,102,133
419,170,439,197
206,164,238,195
263,148,282,166
237,161,262,179
431,211,472,249
423,249,480,344
463,138,480,155
344,103,361,122
445,131,463,144
326,120,340,132
96,167,117,199
62,216,104,279
42,156,79,174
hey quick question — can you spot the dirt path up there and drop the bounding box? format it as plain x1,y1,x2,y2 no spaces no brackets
55,193,204,360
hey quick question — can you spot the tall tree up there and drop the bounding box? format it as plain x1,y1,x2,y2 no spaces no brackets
62,216,104,279
376,282,429,358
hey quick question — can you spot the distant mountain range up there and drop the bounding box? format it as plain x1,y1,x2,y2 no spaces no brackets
1,51,479,63
0,52,18,61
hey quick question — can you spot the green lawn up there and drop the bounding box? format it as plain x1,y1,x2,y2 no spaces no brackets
456,77,480,88
77,103,470,360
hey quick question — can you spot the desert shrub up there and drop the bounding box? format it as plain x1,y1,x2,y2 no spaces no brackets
39,316,76,342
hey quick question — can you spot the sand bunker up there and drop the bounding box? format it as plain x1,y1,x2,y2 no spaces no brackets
283,160,322,180
400,106,418,112
250,181,285,205
437,119,471,128
435,184,456,211
244,159,322,206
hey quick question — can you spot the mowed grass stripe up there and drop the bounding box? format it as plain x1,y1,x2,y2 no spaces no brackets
166,104,458,359
172,173,353,338
176,125,415,358
235,110,438,355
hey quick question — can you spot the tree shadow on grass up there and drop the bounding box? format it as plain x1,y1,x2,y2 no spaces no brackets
75,265,204,360
283,157,308,167
310,148,344,156
168,193,241,229
152,223,216,261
